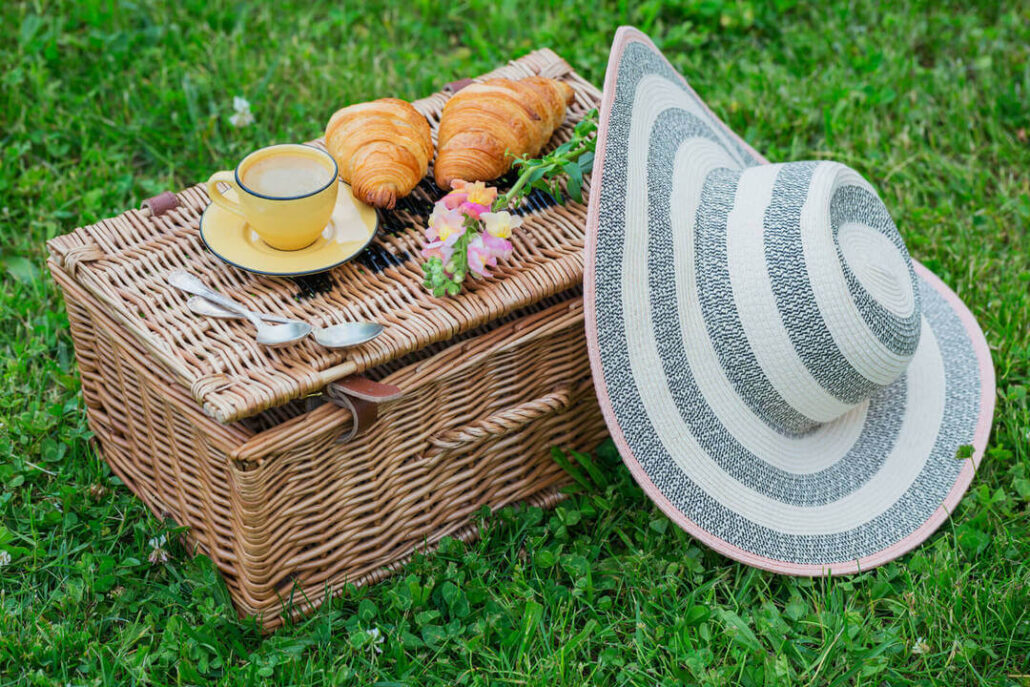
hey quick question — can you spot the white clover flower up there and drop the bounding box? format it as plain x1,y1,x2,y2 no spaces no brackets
0,550,11,567
911,637,930,655
229,96,255,128
367,627,384,654
148,534,170,564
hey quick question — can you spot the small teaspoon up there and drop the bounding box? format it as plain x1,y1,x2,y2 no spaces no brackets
187,296,384,349
169,270,311,347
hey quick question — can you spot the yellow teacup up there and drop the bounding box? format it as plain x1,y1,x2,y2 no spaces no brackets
206,144,339,251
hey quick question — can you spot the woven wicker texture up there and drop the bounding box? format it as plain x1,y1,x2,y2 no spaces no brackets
48,50,607,629
52,265,605,628
47,49,600,424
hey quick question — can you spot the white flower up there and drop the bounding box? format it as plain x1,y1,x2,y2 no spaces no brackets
911,637,930,655
0,551,11,567
367,627,384,654
229,96,254,128
148,535,166,549
481,211,523,240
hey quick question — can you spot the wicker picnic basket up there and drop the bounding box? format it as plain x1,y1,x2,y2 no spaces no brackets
47,49,607,629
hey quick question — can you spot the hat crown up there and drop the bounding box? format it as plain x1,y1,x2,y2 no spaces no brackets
710,160,921,434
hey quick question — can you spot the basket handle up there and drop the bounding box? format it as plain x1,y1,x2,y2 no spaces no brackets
326,377,403,443
425,384,572,458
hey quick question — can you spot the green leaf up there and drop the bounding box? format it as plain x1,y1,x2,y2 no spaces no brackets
784,595,807,621
438,581,470,618
527,165,550,183
534,548,557,568
561,619,598,656
684,605,710,626
956,524,991,558
717,609,762,653
550,447,592,491
3,255,38,283
518,600,543,656
421,624,447,648
358,598,378,621
1013,477,1030,501
94,575,117,593
562,161,583,185
567,175,582,204
570,450,606,486
530,179,551,193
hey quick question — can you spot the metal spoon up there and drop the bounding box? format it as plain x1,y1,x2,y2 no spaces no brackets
187,296,384,349
187,296,294,324
168,271,311,347
312,321,384,349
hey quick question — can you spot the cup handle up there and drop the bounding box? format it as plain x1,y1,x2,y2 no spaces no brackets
206,170,246,219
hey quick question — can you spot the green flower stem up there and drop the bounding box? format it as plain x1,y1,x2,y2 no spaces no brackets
492,138,593,210
492,108,599,211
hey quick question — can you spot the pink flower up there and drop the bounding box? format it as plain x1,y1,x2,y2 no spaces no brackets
441,189,466,210
421,219,466,265
467,235,498,276
421,240,454,264
481,232,513,260
427,203,466,243
443,180,498,220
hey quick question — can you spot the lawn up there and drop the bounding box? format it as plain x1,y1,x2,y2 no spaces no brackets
1,0,1028,684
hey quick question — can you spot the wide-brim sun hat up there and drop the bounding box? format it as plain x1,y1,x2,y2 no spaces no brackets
584,27,996,574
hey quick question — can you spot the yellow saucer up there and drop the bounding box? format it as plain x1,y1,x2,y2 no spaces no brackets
200,181,378,276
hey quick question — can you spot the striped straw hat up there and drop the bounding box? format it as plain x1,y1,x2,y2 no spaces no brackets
584,27,996,574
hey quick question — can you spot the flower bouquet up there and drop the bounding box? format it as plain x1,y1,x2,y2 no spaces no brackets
421,109,598,296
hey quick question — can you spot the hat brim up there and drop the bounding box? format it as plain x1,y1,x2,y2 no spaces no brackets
583,27,996,575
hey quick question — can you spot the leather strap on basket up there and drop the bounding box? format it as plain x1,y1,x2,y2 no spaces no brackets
443,78,474,94
141,191,180,217
325,377,403,444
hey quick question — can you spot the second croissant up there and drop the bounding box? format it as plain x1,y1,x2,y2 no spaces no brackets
434,77,575,190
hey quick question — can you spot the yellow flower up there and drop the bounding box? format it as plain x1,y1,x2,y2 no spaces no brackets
481,211,522,239
452,179,498,208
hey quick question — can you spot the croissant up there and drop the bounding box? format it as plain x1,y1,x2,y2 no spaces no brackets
325,98,433,209
434,77,575,190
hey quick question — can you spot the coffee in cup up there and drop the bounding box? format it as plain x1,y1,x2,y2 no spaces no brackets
206,144,339,251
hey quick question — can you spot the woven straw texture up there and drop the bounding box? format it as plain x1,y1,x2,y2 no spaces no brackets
48,49,606,629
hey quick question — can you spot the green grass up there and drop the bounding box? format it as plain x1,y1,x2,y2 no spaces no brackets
2,0,1028,684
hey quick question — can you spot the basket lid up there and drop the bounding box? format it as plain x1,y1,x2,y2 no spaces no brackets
47,49,600,424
